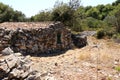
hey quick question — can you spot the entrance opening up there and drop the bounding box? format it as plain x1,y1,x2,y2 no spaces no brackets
57,32,62,44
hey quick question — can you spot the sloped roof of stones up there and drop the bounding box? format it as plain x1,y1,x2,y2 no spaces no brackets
0,22,56,30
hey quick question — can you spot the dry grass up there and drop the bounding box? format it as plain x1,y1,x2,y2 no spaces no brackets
79,37,116,68
99,52,113,63
79,52,91,61
79,51,113,64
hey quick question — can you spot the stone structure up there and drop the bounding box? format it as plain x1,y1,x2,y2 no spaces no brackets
0,22,73,55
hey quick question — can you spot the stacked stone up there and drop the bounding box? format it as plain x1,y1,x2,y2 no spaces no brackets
0,22,73,55
0,53,41,80
0,28,13,51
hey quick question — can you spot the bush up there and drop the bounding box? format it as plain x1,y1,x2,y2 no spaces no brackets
97,30,105,39
112,33,120,39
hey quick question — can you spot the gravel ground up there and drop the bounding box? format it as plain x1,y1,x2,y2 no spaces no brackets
30,37,120,80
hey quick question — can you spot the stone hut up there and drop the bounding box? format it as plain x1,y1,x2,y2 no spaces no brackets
0,22,73,55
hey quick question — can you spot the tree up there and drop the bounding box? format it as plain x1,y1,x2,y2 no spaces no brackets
31,10,52,21
86,7,99,19
69,0,81,10
0,2,26,22
51,0,83,31
108,4,120,33
85,6,92,12
11,10,25,22
104,15,117,27
112,0,120,6
52,2,73,25
115,10,120,33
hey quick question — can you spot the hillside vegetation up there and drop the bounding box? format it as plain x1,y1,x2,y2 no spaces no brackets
0,0,120,38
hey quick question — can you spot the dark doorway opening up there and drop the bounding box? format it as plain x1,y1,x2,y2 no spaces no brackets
57,32,62,44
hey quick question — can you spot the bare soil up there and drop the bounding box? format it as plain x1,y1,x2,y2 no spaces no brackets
30,36,120,80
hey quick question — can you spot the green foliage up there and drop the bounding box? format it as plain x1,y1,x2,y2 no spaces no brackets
104,15,117,27
96,24,115,39
52,3,72,23
84,17,101,28
86,7,99,19
115,66,120,72
31,11,52,21
84,6,92,12
112,33,120,39
97,29,106,39
51,0,82,32
0,2,25,22
114,9,120,33
112,0,120,6
76,6,86,19
12,10,26,22
85,4,114,20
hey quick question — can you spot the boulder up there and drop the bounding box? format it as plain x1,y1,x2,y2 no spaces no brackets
71,33,87,48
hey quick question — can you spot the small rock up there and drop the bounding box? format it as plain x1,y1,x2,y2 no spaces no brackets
114,61,118,65
5,54,18,69
2,77,9,80
54,62,58,66
114,74,119,78
20,71,30,79
2,47,14,55
14,52,23,56
25,72,41,80
45,76,56,80
9,68,22,79
26,55,31,59
0,62,10,79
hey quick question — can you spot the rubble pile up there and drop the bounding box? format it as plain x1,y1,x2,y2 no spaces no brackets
0,53,41,80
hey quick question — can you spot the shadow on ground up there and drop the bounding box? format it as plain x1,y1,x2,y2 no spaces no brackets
22,49,70,57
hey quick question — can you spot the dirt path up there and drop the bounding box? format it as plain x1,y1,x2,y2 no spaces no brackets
30,37,120,80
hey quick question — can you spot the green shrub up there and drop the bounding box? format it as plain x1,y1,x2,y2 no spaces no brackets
97,30,105,39
112,33,120,39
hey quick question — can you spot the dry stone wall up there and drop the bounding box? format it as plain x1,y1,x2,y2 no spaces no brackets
0,22,73,55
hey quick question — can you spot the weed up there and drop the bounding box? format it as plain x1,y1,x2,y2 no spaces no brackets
115,66,120,72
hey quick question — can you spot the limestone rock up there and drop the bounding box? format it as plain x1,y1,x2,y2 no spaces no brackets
14,52,23,56
71,33,88,48
25,72,41,80
5,55,18,69
2,47,14,55
0,53,41,80
9,68,23,79
0,61,10,79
